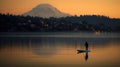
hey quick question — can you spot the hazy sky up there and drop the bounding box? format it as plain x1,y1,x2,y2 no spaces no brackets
0,0,120,18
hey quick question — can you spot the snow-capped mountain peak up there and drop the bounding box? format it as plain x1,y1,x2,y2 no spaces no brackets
23,4,70,18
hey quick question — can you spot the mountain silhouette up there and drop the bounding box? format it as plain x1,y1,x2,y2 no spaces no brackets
23,4,70,18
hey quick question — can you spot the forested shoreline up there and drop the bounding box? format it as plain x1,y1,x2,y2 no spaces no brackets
0,14,119,32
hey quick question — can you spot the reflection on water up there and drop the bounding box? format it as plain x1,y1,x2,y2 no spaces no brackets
0,36,120,67
77,51,89,61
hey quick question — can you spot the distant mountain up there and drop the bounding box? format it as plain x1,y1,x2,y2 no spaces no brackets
23,4,70,18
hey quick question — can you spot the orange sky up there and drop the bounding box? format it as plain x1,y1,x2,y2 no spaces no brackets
0,0,120,18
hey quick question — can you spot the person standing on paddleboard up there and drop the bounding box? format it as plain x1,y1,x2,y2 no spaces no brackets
85,42,88,50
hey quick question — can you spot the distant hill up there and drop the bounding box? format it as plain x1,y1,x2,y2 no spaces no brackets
75,15,120,30
0,14,120,32
23,4,70,18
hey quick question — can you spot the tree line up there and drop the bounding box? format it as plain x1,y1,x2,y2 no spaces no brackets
0,13,119,32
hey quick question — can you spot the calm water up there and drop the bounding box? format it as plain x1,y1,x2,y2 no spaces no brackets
0,32,120,67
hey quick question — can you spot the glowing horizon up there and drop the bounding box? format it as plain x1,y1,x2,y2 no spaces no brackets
0,0,120,18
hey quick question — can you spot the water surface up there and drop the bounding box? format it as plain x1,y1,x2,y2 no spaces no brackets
0,32,120,67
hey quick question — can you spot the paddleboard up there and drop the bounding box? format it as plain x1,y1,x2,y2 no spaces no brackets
77,50,90,53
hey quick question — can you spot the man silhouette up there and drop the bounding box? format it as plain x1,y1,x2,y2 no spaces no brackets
85,41,88,50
